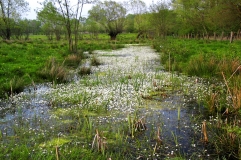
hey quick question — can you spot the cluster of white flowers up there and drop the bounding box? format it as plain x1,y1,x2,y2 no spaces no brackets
0,45,219,159
3,45,212,122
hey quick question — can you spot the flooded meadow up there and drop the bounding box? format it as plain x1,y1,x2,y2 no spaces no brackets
0,45,224,159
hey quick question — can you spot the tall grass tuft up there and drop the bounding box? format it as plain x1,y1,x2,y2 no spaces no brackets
9,76,25,96
78,66,91,76
206,92,218,113
92,129,107,154
186,55,217,77
127,113,146,138
222,70,241,111
91,56,101,66
64,54,82,68
232,87,241,110
201,121,208,142
39,58,68,83
208,117,241,159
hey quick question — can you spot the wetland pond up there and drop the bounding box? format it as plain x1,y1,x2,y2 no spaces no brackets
0,45,221,159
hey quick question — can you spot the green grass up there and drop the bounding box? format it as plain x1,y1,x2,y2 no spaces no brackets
152,38,241,78
0,40,66,97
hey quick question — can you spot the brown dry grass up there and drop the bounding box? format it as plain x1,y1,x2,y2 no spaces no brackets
40,58,68,83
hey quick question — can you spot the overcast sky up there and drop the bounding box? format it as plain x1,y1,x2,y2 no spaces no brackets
24,0,160,20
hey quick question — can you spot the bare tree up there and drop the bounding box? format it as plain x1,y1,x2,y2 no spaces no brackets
51,0,96,52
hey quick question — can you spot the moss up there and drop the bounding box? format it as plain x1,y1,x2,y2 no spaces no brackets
39,138,71,148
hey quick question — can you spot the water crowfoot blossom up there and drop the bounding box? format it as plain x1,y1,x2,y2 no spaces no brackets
0,45,218,159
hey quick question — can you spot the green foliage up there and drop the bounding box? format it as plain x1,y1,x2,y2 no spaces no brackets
0,0,29,40
172,0,241,36
37,1,64,41
88,1,127,40
150,2,177,38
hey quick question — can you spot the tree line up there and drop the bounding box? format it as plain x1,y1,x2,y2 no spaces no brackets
0,0,240,49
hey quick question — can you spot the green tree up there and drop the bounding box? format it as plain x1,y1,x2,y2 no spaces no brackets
217,0,241,32
0,0,29,40
125,14,135,33
85,18,104,39
172,0,241,37
150,1,175,38
37,1,63,40
12,19,31,40
129,0,148,38
89,0,127,40
29,20,42,35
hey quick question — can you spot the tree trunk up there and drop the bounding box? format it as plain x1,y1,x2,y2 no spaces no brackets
221,31,224,41
109,32,118,40
55,30,61,41
230,31,234,43
67,27,73,52
110,35,117,40
6,28,11,40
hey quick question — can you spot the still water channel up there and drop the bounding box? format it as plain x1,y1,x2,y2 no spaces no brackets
0,45,218,159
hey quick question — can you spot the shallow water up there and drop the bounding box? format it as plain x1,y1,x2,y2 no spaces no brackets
0,45,217,159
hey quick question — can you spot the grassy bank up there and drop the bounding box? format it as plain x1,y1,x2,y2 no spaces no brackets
152,37,241,159
152,38,241,78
